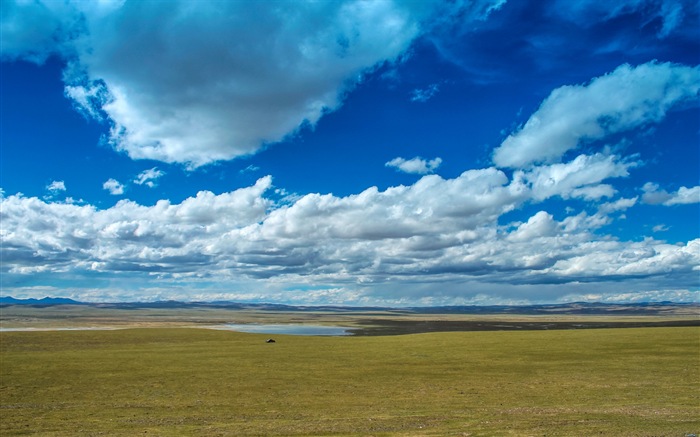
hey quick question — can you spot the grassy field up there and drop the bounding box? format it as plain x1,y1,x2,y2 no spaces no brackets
1,326,698,436
2,303,698,332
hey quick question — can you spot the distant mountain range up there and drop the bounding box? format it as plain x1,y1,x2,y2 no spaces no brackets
1,296,697,315
0,296,86,306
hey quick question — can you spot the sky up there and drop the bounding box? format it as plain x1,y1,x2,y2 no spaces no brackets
1,0,699,306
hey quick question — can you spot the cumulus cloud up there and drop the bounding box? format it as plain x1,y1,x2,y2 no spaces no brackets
493,61,700,168
642,182,700,205
1,0,505,167
386,156,442,174
1,177,273,275
546,238,699,280
102,178,125,195
598,196,638,215
46,180,66,193
2,170,698,304
2,1,414,166
506,211,559,242
514,153,636,201
134,168,164,188
668,186,700,205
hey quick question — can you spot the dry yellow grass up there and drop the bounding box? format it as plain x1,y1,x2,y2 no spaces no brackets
1,326,698,436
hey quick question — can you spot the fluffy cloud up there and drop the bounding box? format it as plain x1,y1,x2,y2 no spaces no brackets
547,239,699,279
514,153,637,201
261,168,521,242
102,178,125,195
597,196,638,215
134,168,164,188
2,171,698,304
642,182,700,205
46,180,66,192
1,0,505,167
668,186,700,205
506,211,558,243
493,61,700,168
386,156,442,174
1,177,273,275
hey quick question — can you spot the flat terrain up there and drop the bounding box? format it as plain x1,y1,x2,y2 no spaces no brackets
1,303,699,334
2,325,699,436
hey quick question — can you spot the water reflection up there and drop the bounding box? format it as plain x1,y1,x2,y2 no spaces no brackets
213,323,353,336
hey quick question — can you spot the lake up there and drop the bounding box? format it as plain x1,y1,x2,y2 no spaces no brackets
211,323,354,336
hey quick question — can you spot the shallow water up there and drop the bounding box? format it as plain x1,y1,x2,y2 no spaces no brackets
211,323,353,336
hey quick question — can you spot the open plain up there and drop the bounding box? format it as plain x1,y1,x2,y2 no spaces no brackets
1,303,699,436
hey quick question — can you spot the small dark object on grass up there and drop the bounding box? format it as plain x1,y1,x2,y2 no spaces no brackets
266,338,276,343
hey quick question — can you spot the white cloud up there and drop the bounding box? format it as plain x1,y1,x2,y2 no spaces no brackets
1,176,273,276
386,156,442,174
641,182,672,204
2,0,506,167
598,196,638,215
134,168,164,188
547,238,699,279
514,153,636,201
664,186,700,205
2,171,698,304
260,168,520,245
102,178,125,195
652,224,670,232
557,289,698,304
81,0,425,167
493,61,700,168
642,183,700,205
668,186,700,205
46,180,66,192
569,185,616,201
506,211,558,242
65,81,109,120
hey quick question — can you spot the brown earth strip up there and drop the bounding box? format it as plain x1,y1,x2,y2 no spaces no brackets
349,318,700,336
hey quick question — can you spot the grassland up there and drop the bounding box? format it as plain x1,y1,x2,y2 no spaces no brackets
2,326,698,436
1,303,698,332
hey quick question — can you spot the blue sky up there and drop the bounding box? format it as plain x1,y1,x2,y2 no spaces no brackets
1,0,699,305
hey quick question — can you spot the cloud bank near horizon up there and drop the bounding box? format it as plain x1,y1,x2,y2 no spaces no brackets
2,170,697,304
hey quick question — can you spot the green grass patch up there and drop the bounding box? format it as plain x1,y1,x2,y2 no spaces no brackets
2,327,698,436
